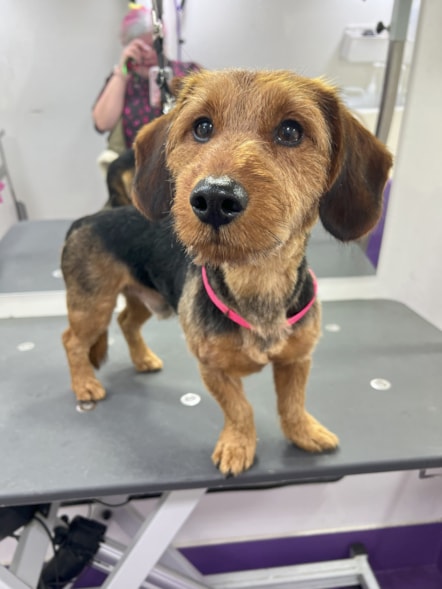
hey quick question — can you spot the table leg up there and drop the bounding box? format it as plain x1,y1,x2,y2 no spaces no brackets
102,488,206,589
8,503,59,588
0,567,30,589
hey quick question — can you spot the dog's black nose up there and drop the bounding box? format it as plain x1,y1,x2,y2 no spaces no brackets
190,177,248,229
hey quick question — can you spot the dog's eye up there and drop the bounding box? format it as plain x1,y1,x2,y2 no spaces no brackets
274,120,303,147
193,118,214,142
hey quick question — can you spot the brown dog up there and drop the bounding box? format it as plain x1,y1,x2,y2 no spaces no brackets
62,69,392,475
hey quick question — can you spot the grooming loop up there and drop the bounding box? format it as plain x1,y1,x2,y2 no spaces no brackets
151,0,175,113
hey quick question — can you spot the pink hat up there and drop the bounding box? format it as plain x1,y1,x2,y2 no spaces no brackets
120,6,153,45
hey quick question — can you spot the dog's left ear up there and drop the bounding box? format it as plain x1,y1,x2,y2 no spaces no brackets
317,87,393,242
132,112,174,221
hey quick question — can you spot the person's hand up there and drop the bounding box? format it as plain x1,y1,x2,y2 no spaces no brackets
119,38,157,73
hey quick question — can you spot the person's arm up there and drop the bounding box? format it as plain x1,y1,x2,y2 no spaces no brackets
93,39,151,132
93,67,128,132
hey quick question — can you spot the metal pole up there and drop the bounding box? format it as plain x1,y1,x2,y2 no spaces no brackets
375,0,414,143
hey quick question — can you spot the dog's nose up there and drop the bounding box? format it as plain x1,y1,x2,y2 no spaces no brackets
190,177,248,229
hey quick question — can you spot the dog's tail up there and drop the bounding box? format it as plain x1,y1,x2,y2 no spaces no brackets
89,331,108,369
104,149,135,209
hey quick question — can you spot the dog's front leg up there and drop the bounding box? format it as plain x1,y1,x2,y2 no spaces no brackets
199,363,256,475
273,357,339,452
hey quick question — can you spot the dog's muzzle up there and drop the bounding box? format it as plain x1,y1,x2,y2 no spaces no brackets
190,176,248,230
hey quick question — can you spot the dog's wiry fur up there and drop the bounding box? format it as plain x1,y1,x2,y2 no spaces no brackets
62,69,392,475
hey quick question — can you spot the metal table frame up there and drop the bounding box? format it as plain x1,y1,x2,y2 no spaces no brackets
0,489,381,589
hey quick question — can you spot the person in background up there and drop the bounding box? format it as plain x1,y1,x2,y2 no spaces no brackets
93,3,200,173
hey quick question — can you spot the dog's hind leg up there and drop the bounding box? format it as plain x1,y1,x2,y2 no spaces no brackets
62,296,116,403
118,294,163,372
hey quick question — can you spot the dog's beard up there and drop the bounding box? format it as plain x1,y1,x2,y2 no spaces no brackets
173,217,291,267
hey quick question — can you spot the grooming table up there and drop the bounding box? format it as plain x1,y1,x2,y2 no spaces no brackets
308,223,376,277
0,300,441,588
0,219,71,293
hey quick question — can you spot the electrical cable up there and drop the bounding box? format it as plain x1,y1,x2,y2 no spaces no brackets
33,515,61,589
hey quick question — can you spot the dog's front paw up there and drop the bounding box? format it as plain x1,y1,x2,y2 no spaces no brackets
133,350,163,373
212,430,256,476
282,412,339,453
73,377,106,402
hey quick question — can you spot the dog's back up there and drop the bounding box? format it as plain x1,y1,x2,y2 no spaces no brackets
62,207,188,310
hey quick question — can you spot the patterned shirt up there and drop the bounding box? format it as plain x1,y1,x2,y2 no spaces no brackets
96,60,199,149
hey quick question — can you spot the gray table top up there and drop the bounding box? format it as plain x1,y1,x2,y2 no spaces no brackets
308,223,376,278
0,220,71,293
1,300,441,506
0,220,374,294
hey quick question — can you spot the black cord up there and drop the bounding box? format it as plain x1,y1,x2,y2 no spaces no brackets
33,516,58,556
33,516,61,589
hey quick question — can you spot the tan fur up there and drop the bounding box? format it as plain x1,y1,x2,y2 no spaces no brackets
121,170,134,202
132,70,392,475
179,278,328,474
64,69,392,475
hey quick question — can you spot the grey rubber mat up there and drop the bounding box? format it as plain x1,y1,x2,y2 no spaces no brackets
0,300,441,505
0,220,71,292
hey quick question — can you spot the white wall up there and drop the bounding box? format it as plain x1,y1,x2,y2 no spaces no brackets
180,0,394,84
378,0,442,330
0,0,126,220
127,470,442,547
1,0,396,221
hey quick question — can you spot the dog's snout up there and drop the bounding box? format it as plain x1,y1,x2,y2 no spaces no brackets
190,177,248,229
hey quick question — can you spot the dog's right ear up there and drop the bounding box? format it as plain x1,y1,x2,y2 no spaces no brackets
316,84,393,242
132,112,174,221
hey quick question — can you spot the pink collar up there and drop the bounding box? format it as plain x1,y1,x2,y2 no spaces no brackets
201,266,318,331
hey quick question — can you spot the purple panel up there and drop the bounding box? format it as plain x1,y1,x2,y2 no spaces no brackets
73,567,106,588
366,179,391,267
377,565,442,589
73,522,442,588
180,522,442,575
